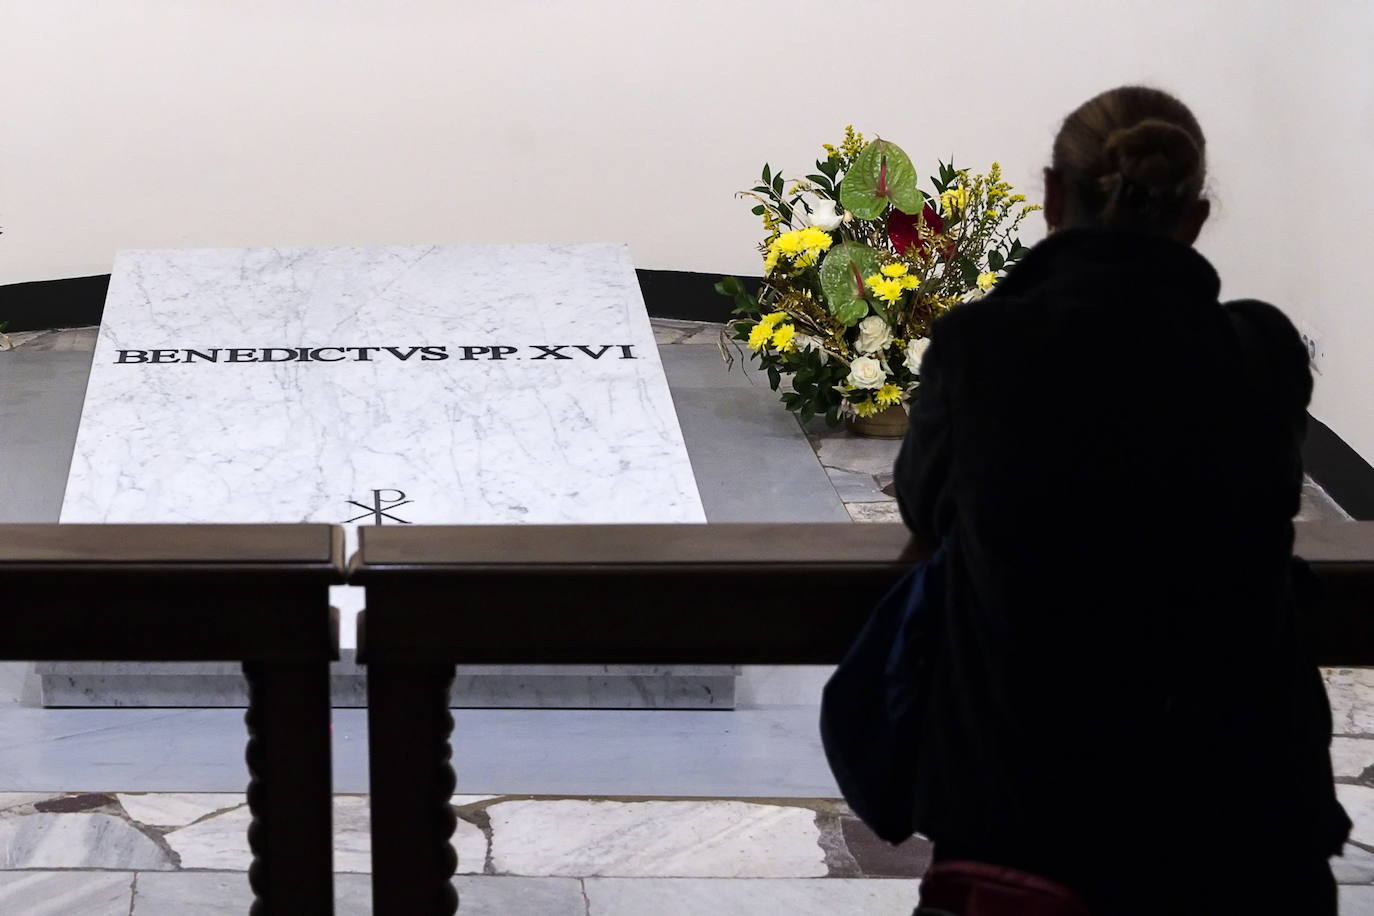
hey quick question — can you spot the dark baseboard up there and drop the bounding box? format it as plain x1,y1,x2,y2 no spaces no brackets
1303,416,1374,521
1,269,752,333
1,275,111,332
635,269,758,324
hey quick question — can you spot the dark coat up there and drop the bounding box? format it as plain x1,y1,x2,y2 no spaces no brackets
894,229,1351,913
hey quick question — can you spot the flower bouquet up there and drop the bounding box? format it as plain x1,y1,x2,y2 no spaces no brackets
716,127,1039,431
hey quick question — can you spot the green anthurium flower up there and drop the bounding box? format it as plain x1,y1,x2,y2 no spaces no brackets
840,139,924,219
819,242,881,326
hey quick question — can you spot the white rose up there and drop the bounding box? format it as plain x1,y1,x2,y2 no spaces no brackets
846,356,887,390
793,333,829,363
808,198,843,231
904,337,931,372
855,315,894,355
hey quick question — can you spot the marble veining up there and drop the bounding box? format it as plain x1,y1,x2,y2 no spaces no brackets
117,792,244,828
0,813,172,870
61,244,705,649
162,796,487,874
487,799,827,878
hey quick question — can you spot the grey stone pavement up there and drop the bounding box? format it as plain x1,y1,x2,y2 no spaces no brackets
0,322,1369,914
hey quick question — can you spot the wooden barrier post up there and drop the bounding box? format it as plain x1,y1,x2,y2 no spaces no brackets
0,523,344,915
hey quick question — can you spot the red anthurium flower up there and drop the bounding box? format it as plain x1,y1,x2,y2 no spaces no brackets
887,205,949,259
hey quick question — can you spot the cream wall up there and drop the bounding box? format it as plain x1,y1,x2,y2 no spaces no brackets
2,0,1371,459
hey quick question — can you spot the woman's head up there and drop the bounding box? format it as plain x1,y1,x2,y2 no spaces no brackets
1045,86,1209,242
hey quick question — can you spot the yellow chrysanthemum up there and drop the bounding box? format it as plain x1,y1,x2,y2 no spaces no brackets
747,323,773,351
760,311,787,328
977,272,997,291
852,399,882,418
875,384,902,408
771,323,797,351
765,228,833,274
880,263,909,278
900,275,920,290
796,229,824,254
865,274,906,304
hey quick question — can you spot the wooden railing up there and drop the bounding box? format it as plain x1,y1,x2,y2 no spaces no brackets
352,520,1374,915
0,524,344,915
3,521,1370,915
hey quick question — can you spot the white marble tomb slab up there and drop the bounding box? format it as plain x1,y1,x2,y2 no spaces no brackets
61,244,706,651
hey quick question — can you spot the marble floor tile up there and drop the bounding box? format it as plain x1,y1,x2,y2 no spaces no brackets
0,812,172,869
333,794,488,874
133,872,380,915
653,324,691,345
7,327,100,353
0,871,134,915
584,876,922,915
1333,737,1374,780
1342,884,1374,916
118,793,245,828
159,796,485,874
137,868,584,913
825,466,893,503
1338,785,1374,847
132,871,252,915
679,324,729,345
456,818,490,874
1335,844,1374,885
452,794,502,807
489,799,826,878
809,426,904,476
0,792,60,814
1327,669,1374,737
162,804,251,870
332,795,372,873
846,501,903,523
335,874,587,916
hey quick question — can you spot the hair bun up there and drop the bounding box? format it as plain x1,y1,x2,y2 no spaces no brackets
1103,119,1203,193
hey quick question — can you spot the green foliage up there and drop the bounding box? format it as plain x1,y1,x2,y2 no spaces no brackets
752,342,851,426
840,139,923,219
714,276,760,316
819,242,880,326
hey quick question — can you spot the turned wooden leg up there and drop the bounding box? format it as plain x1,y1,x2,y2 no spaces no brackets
367,662,458,916
243,660,335,915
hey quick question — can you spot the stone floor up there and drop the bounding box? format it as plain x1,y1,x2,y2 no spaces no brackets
0,785,1370,914
0,792,928,914
0,320,1370,913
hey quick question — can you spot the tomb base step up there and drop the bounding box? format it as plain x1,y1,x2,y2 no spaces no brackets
35,659,738,710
